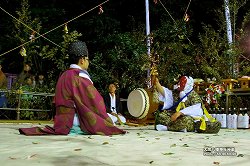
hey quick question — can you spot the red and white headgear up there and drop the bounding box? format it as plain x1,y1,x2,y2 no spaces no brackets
178,76,187,91
175,76,194,93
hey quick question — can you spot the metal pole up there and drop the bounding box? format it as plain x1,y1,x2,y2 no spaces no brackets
17,92,21,120
145,0,151,87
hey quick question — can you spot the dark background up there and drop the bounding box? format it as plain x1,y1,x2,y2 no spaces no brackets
0,0,249,74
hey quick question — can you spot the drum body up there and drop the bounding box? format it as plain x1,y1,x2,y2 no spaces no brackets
127,88,159,121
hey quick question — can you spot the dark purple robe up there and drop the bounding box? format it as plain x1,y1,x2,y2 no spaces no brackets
19,68,125,136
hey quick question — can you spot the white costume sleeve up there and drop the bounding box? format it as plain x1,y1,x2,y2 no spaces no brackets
180,103,203,117
158,87,174,110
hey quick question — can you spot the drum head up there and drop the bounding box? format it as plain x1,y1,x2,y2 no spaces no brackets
127,88,149,119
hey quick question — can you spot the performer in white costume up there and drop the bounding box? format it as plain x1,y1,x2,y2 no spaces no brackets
157,76,203,121
154,75,212,132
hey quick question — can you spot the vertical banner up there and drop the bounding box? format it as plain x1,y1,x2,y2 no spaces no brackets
224,0,237,77
145,0,151,87
224,0,233,44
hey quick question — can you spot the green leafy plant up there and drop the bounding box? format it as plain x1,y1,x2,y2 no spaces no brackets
90,32,149,96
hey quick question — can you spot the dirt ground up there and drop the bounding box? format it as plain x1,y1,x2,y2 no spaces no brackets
0,123,250,166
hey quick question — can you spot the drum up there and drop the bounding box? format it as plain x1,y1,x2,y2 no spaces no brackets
127,88,159,120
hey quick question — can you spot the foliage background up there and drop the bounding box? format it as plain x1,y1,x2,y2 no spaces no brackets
0,0,249,98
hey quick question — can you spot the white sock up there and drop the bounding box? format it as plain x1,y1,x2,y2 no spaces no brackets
180,128,187,133
156,124,168,131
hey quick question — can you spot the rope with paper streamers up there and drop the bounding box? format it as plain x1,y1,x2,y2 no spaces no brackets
156,0,193,45
183,0,192,22
0,6,62,49
0,0,109,57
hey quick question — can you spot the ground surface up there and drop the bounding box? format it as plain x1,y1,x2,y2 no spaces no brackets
0,123,250,166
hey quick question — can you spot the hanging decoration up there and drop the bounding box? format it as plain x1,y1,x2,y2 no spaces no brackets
98,5,104,14
20,46,27,57
184,13,190,22
183,0,192,22
153,0,158,4
64,24,69,34
0,0,110,57
29,31,36,42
